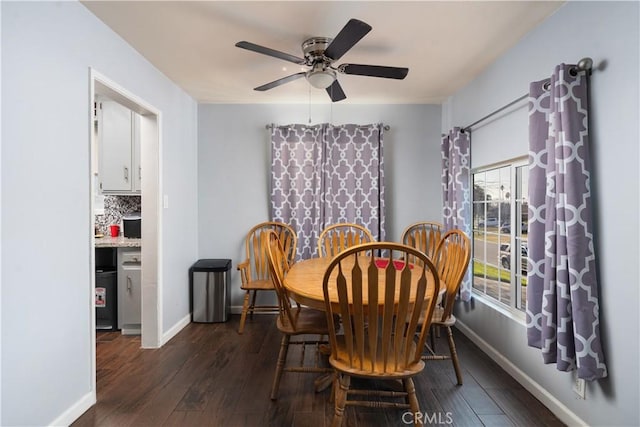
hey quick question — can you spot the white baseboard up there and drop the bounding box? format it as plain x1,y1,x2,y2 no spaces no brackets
162,313,191,345
455,321,587,427
53,313,203,426
49,391,95,427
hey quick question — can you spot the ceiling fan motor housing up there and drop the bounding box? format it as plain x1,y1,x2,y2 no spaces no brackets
302,37,336,88
302,37,333,64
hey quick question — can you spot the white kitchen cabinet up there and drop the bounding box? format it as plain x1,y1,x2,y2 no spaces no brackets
133,120,142,193
98,97,141,194
117,248,142,334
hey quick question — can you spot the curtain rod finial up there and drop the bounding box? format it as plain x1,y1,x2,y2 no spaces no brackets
578,57,593,71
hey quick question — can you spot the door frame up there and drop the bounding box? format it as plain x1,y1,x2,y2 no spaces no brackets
89,68,163,395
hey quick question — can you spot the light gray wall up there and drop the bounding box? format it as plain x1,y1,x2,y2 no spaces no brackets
442,2,639,426
1,2,198,425
197,103,441,308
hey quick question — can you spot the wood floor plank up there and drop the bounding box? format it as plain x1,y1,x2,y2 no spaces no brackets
453,334,522,390
485,388,564,427
291,411,326,427
431,386,483,427
73,316,565,427
478,414,517,426
458,384,504,416
509,387,566,427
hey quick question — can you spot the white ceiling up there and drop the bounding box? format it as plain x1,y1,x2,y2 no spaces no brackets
82,1,564,104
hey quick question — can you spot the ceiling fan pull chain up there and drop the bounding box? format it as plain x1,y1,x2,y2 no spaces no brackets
308,85,312,124
330,87,334,125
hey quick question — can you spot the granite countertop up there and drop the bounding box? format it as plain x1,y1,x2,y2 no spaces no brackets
95,235,141,248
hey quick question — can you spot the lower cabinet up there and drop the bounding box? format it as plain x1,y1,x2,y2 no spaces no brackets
117,248,142,335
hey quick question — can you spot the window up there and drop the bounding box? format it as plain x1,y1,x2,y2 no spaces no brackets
472,159,528,312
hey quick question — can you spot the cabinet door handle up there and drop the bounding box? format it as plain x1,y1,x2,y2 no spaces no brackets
127,275,132,292
124,166,129,182
138,166,142,181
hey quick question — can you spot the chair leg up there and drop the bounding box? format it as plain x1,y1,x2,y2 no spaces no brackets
446,326,463,385
331,373,350,427
270,334,291,400
429,325,436,351
238,291,251,334
249,290,258,319
329,374,336,403
403,377,422,426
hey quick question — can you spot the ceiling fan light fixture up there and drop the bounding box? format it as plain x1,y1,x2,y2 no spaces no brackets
236,19,408,101
306,66,336,89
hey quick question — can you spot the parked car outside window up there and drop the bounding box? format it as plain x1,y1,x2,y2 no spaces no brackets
478,217,499,227
500,222,528,234
499,243,528,271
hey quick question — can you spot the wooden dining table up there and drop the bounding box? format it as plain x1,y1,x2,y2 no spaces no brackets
284,256,442,312
284,255,442,392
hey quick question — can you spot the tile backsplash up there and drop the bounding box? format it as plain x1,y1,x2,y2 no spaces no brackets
95,195,141,234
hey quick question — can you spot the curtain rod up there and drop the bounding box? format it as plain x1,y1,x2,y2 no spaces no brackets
266,123,390,131
461,57,594,133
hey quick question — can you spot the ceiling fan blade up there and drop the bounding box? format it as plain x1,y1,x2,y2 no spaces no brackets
326,80,347,102
235,41,306,65
339,64,409,79
254,72,306,91
324,19,372,61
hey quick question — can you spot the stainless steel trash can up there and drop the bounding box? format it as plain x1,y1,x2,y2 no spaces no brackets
96,268,117,331
190,259,232,323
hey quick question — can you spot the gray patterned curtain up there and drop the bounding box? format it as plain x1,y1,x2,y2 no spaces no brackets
526,64,607,380
270,125,323,259
441,128,472,300
271,123,385,259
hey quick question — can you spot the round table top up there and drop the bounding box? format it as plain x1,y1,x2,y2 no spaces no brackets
284,256,440,311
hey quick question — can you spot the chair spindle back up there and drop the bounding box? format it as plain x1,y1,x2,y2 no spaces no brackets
264,230,298,330
317,223,374,258
401,221,444,260
243,221,297,283
433,229,471,322
322,242,440,374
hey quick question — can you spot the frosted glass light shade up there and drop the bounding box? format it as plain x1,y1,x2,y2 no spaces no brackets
306,69,336,89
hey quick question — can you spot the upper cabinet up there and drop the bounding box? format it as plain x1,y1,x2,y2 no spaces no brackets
97,97,141,194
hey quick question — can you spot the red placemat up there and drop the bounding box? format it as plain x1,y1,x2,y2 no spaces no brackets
374,259,413,269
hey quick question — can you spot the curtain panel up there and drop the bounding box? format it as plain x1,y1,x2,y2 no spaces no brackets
526,64,607,380
441,128,472,301
270,125,323,259
271,123,385,259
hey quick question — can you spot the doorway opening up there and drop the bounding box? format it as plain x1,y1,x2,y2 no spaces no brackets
89,69,163,395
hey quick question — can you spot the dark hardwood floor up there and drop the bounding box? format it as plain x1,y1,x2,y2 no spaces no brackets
73,315,565,427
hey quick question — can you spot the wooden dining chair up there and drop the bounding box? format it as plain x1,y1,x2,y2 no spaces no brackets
400,221,444,260
422,229,471,385
264,231,334,400
322,242,440,427
317,223,374,258
237,221,297,334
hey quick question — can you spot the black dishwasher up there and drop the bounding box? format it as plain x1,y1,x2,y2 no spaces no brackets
95,248,118,331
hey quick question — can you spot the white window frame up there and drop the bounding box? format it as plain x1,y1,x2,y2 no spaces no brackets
471,157,529,319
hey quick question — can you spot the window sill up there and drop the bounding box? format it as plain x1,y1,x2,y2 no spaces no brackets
470,290,527,326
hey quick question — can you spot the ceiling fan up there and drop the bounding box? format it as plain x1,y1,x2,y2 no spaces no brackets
235,19,409,102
